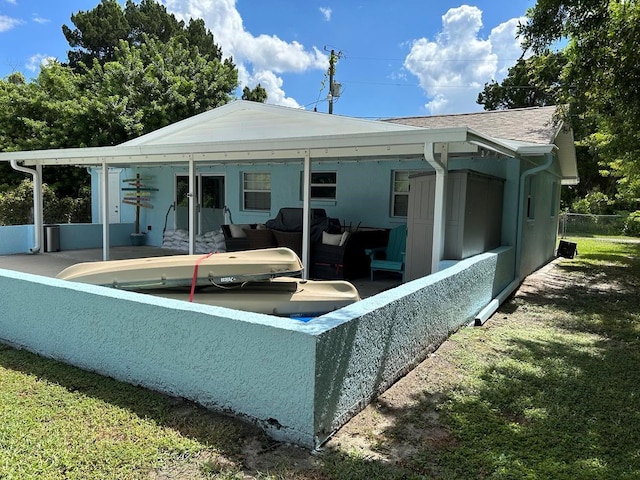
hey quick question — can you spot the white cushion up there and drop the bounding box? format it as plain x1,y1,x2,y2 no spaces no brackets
322,231,343,246
339,231,350,247
229,224,250,238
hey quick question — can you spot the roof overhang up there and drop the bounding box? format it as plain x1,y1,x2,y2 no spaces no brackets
0,127,509,166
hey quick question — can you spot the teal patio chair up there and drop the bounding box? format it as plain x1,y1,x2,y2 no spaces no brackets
365,224,407,281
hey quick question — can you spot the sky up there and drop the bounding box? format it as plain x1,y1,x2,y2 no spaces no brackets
0,0,536,119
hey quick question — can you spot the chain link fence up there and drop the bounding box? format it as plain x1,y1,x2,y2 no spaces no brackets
558,212,626,237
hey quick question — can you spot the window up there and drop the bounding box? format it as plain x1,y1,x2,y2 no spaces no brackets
243,172,271,211
525,176,536,220
550,181,558,217
392,171,412,217
300,171,337,201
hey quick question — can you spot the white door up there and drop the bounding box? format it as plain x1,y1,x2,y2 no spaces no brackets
97,169,121,224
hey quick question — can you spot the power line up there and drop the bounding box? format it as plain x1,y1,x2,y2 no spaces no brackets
346,54,528,63
339,79,541,89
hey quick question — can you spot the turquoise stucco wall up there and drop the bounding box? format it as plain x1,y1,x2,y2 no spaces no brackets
91,156,520,245
312,246,514,443
517,156,563,278
59,223,135,249
0,223,137,254
0,245,514,448
0,269,318,446
0,225,33,254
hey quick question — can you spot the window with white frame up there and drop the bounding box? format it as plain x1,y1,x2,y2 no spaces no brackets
392,170,413,217
300,171,337,201
243,172,271,211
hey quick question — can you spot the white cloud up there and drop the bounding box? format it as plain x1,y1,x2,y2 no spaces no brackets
319,7,332,22
26,53,55,72
241,67,301,108
163,0,326,107
403,5,526,114
32,15,50,25
489,17,528,76
0,14,21,32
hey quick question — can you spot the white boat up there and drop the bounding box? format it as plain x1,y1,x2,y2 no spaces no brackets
146,277,361,317
56,247,303,290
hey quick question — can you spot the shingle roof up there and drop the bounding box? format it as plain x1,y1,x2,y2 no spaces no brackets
384,106,561,145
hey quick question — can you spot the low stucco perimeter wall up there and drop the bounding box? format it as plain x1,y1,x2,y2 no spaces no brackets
0,246,514,449
0,223,138,254
0,271,318,446
59,223,136,250
311,246,514,445
0,225,33,255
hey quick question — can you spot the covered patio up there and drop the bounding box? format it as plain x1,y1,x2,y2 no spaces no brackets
0,101,565,274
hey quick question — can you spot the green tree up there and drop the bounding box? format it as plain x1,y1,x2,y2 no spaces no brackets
242,84,268,103
124,0,180,45
83,36,237,143
477,51,566,110
1,1,238,197
62,0,131,69
520,0,640,202
63,0,224,71
0,179,90,225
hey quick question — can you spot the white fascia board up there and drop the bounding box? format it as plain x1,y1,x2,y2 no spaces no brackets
3,127,476,166
515,144,556,155
562,177,580,185
466,131,519,157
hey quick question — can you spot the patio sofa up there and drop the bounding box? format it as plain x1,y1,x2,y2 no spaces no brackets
222,208,389,279
310,227,389,280
222,208,334,256
220,223,258,252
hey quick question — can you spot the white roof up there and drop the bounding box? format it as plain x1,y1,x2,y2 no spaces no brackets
123,101,422,146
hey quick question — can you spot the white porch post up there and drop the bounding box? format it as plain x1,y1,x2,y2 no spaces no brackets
424,142,448,274
101,160,110,261
34,164,44,253
188,155,196,255
301,151,312,279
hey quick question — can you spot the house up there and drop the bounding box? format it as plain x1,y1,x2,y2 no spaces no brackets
0,101,578,448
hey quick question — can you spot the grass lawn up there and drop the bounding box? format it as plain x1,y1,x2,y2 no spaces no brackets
1,236,639,479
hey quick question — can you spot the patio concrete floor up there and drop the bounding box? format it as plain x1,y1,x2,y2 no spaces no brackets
0,247,402,299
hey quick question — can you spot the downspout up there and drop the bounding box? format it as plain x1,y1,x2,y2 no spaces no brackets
474,152,554,326
9,160,42,253
423,142,448,274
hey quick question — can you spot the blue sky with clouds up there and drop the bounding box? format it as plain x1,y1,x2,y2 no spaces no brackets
0,0,536,118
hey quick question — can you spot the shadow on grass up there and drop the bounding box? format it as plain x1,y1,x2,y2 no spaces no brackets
433,241,640,478
436,334,640,478
2,240,639,479
0,343,263,459
520,241,640,340
319,241,640,479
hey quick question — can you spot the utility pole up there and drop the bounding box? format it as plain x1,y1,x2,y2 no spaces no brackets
326,48,342,114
